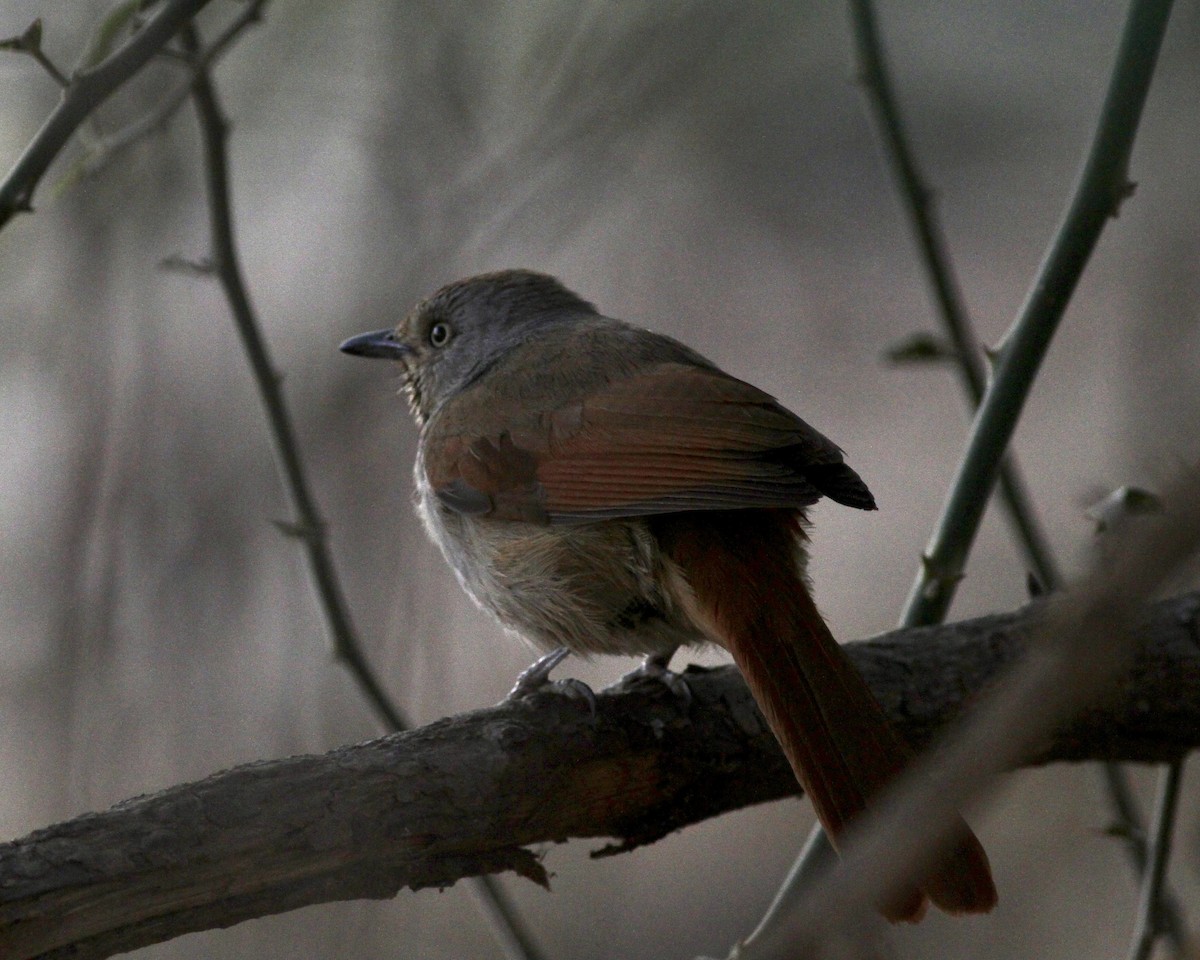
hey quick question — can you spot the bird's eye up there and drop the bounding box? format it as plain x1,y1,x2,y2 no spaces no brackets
428,322,452,348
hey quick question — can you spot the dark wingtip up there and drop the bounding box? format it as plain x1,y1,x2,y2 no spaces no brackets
806,462,877,511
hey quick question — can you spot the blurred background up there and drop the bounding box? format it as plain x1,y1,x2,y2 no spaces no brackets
2,1,1199,957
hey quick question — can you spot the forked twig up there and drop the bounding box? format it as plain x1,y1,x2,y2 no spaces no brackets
0,0,215,228
0,19,69,87
848,0,1060,597
902,0,1175,624
74,0,270,180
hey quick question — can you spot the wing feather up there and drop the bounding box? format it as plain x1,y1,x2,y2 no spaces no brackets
425,363,874,523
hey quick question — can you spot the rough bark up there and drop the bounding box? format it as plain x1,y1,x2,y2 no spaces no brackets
2,591,1199,960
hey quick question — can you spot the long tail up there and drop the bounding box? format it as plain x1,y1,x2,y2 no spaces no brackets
655,510,997,922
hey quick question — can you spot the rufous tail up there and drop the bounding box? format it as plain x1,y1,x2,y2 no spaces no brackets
656,511,997,922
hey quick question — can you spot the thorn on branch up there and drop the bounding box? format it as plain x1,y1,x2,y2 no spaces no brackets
881,331,958,366
1,18,70,87
917,554,963,599
271,518,320,541
1112,179,1139,217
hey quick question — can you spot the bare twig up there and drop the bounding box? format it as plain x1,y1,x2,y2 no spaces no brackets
896,0,1183,950
467,875,550,960
845,1,1187,953
181,25,546,960
0,0,215,228
849,0,1060,595
181,27,408,733
1128,760,1189,960
0,19,69,87
746,1,1178,952
902,0,1175,624
1102,764,1189,952
1093,482,1188,955
74,0,270,179
3,587,1200,960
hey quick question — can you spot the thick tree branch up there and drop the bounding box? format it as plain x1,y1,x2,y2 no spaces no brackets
1,590,1198,960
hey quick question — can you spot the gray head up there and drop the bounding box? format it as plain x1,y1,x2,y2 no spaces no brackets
340,270,597,424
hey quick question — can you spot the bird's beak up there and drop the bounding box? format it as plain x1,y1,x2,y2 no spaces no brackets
339,328,412,361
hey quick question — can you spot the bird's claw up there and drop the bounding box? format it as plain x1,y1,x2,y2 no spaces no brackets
506,647,597,713
508,647,571,697
617,651,692,704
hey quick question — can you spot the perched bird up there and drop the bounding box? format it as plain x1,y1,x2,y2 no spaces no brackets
341,269,996,921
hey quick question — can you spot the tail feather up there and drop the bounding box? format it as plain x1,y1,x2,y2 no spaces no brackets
655,510,996,922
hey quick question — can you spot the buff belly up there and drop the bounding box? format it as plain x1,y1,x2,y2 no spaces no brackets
417,485,699,657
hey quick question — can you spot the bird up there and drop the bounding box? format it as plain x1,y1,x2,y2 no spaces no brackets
340,269,996,921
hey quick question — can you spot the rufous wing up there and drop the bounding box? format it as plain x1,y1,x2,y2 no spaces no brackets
424,363,875,523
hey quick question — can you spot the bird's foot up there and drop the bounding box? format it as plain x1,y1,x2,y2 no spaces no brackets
506,647,596,711
617,650,691,704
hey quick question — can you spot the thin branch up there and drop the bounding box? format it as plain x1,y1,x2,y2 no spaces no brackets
75,0,270,179
1101,764,1190,952
204,0,269,59
182,27,408,734
0,19,69,87
763,0,1068,931
2,587,1199,960
902,0,1175,625
0,0,215,228
880,4,1180,945
1128,760,1188,960
749,3,1177,951
468,874,550,960
845,2,1188,953
181,25,548,960
849,0,1060,593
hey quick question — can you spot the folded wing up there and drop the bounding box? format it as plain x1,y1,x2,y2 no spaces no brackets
424,363,875,524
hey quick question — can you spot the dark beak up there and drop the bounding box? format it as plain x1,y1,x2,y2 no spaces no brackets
339,329,412,360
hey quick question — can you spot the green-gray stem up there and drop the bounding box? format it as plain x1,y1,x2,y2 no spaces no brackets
848,0,1060,593
902,0,1176,626
846,2,1186,953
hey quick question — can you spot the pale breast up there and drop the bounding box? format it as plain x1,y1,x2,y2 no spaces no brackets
414,450,698,656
